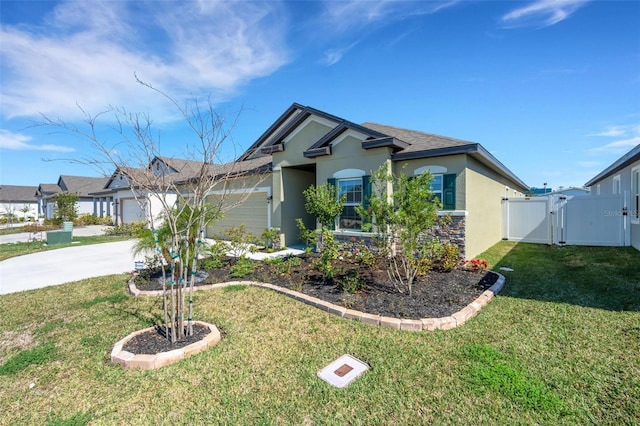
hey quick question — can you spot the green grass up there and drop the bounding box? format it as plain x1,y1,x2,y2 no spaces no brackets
0,235,131,261
0,242,638,425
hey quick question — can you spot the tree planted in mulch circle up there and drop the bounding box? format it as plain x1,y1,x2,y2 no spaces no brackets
40,78,269,345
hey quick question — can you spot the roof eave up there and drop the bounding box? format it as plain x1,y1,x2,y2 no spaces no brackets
584,144,640,187
392,144,528,190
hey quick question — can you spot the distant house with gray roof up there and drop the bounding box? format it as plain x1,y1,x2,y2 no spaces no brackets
0,185,39,221
37,175,111,220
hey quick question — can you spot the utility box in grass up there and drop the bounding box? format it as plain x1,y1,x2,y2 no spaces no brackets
47,230,72,245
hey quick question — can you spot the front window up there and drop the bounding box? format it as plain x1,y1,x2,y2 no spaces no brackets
337,178,362,230
430,175,443,203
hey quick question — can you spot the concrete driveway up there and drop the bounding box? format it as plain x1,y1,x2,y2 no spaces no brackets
0,240,140,295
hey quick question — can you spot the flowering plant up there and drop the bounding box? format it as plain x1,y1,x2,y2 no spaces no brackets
460,258,488,272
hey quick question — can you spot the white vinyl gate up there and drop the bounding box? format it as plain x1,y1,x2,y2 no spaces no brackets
502,193,630,246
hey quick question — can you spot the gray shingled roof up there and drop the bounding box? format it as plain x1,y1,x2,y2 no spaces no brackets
0,185,38,203
58,175,110,197
361,122,475,154
37,183,61,196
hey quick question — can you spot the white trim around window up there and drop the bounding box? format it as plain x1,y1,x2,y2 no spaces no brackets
632,166,640,223
613,174,621,195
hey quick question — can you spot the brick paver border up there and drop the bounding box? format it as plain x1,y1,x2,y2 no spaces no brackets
127,272,505,331
111,321,221,370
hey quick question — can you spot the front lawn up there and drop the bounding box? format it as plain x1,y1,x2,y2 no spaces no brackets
0,235,131,262
0,242,638,425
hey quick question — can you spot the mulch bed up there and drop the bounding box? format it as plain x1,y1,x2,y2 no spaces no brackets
135,253,498,319
126,254,498,355
122,323,211,355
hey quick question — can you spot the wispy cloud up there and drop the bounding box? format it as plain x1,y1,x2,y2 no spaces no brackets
588,123,640,154
0,1,289,121
502,0,590,28
322,42,359,66
322,0,460,34
588,124,640,138
0,129,75,152
315,1,460,65
590,137,640,154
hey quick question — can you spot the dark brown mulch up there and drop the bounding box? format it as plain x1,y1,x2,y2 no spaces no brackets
134,253,499,320
122,323,211,355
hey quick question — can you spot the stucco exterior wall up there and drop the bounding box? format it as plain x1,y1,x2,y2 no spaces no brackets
315,134,393,184
273,118,333,168
464,156,527,259
279,168,315,246
398,154,468,210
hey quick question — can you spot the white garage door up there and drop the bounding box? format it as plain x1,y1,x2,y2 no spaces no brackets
207,192,268,239
121,199,145,223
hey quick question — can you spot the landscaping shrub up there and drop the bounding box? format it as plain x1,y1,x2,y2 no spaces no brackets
261,227,280,250
103,221,147,237
431,241,460,272
295,218,318,250
76,213,112,226
225,224,258,258
230,256,255,278
338,271,366,294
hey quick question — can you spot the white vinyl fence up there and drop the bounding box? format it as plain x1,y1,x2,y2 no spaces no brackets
502,193,630,246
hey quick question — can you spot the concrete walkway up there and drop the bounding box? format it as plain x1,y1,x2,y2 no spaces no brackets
0,240,140,295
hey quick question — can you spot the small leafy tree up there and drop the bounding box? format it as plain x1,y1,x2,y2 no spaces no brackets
20,205,31,221
357,165,441,295
54,191,79,224
40,77,268,343
302,183,345,247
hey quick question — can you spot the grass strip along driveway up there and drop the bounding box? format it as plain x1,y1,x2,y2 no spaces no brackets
0,242,638,425
0,235,131,262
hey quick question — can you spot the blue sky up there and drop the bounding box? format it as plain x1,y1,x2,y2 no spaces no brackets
1,0,639,189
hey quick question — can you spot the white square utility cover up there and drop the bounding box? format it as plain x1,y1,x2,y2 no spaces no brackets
317,354,369,388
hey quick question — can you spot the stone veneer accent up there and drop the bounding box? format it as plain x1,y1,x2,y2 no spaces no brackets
127,271,505,332
426,214,466,258
111,321,221,370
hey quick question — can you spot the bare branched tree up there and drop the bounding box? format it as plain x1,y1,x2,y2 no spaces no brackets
38,78,269,342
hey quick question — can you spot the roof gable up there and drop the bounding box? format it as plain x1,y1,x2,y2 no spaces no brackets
239,103,409,160
234,103,528,190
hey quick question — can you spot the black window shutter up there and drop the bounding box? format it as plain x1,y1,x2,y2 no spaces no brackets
327,178,336,188
443,174,456,210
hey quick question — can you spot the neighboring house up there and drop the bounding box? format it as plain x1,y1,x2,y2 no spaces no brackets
95,156,213,226
37,175,111,219
529,187,552,196
207,103,529,259
0,185,39,221
35,183,61,217
585,144,640,251
538,187,590,197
